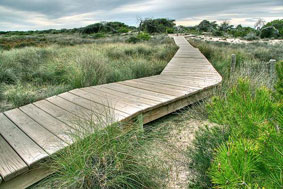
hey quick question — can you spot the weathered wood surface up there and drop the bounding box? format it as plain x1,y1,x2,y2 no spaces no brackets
0,36,222,187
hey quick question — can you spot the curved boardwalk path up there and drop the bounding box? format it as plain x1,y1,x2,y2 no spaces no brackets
0,36,222,188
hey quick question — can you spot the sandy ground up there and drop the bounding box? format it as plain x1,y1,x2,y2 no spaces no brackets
148,115,216,189
184,34,283,45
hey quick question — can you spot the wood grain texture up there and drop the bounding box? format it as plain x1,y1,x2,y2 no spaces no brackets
0,135,28,181
60,91,129,121
4,109,66,155
102,83,175,102
20,104,74,144
0,113,48,166
0,167,53,189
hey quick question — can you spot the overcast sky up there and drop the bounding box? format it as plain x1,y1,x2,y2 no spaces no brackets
0,0,282,31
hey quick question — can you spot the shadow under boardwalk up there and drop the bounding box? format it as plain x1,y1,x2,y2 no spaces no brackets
0,36,222,188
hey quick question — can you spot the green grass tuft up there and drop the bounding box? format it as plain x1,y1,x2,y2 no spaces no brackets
35,119,166,189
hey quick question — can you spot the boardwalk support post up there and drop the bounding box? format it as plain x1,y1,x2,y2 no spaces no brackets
231,54,236,73
269,59,276,78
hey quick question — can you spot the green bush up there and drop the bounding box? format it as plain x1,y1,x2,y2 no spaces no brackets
187,125,230,188
127,33,151,43
231,26,257,38
127,36,141,43
209,139,260,188
166,28,174,34
264,19,283,38
118,27,129,33
212,29,223,37
207,79,282,188
92,33,106,39
140,18,175,33
137,32,151,41
244,32,259,41
260,26,279,38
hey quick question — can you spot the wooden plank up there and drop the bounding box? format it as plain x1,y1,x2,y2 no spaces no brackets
163,66,215,70
143,75,220,88
161,73,221,80
95,86,160,106
0,166,53,189
47,96,95,121
33,100,79,128
75,88,142,115
168,57,209,62
119,80,187,97
103,83,175,102
4,109,66,155
164,64,214,68
0,113,48,166
139,77,202,90
47,95,118,127
125,78,195,93
0,135,28,182
162,70,219,75
84,87,150,110
59,92,128,122
94,87,157,107
20,104,74,144
164,74,222,82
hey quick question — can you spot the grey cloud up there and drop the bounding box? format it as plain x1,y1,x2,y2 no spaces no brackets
0,0,282,31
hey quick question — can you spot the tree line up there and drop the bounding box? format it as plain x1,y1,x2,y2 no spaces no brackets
1,18,282,39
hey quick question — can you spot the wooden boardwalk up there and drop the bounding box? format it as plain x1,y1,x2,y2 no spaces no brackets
0,36,222,188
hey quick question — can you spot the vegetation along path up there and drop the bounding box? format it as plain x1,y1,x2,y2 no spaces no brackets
0,36,222,188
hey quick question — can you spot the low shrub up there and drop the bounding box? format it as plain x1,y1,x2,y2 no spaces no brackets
212,29,223,37
92,33,106,39
45,123,163,188
118,27,129,33
166,28,174,34
260,26,280,38
137,32,151,41
127,36,141,43
244,32,259,41
207,79,282,188
187,125,230,188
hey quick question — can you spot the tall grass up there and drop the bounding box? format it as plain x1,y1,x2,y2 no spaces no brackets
186,39,283,188
33,115,168,189
0,37,177,112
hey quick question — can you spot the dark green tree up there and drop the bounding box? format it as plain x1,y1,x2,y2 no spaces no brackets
264,19,283,38
139,18,175,33
197,20,217,32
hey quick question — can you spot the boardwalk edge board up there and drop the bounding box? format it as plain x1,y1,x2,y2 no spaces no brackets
0,36,222,188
